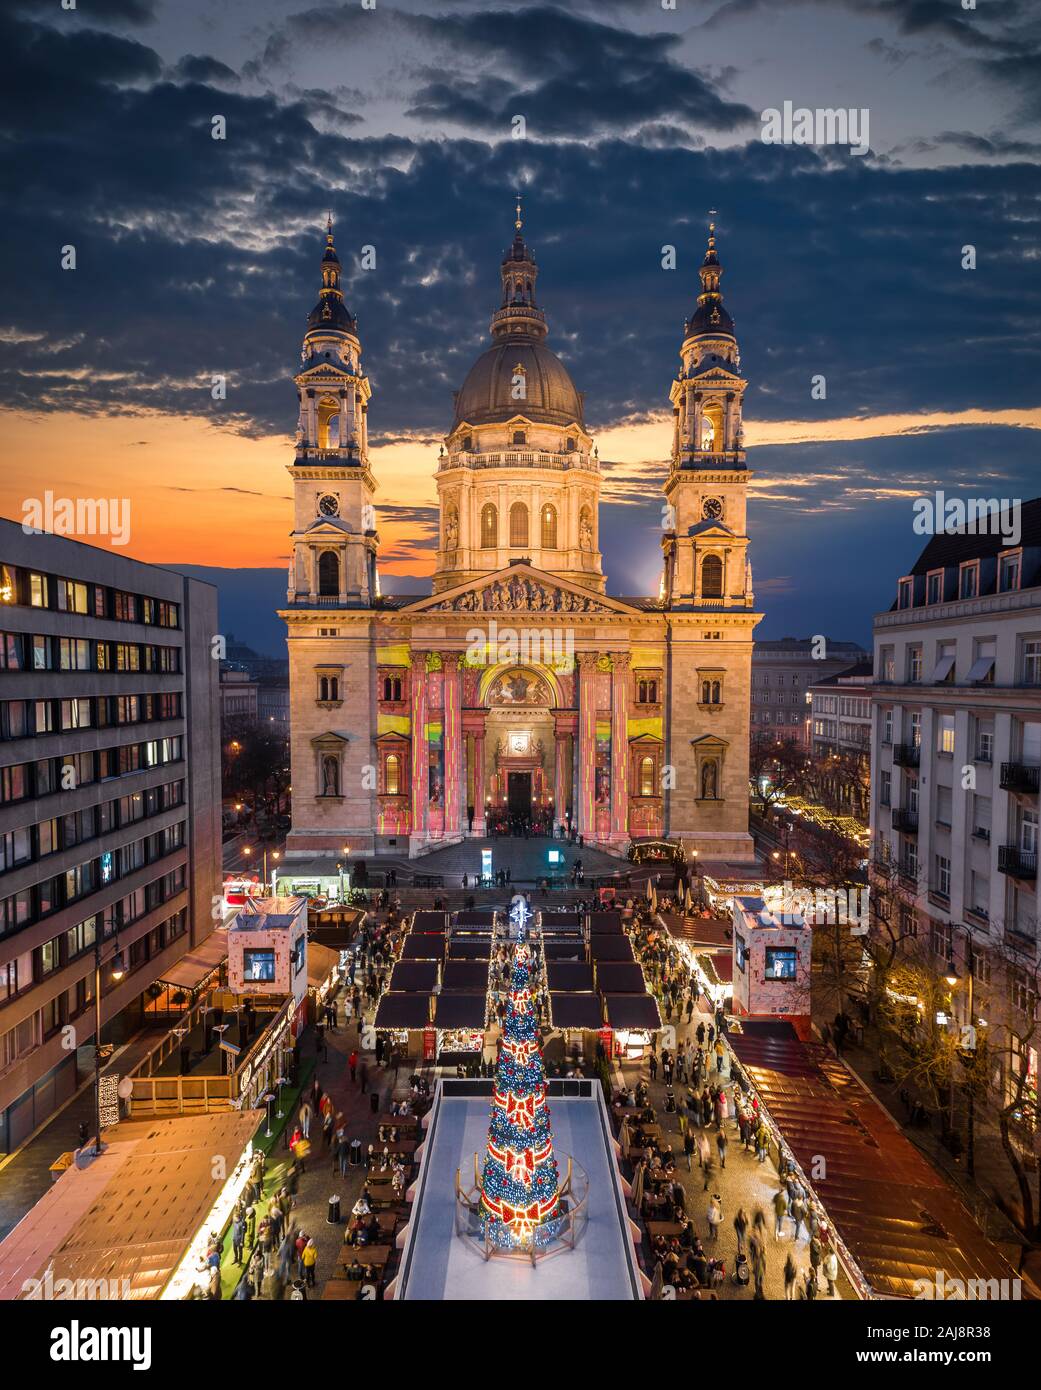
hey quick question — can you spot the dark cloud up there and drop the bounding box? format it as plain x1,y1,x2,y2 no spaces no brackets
14,0,156,23
402,5,756,137
172,54,239,85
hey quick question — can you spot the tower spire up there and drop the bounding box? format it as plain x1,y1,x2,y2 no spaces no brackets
493,199,546,338
684,215,734,341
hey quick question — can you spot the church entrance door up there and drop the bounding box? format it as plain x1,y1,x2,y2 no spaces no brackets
507,771,532,828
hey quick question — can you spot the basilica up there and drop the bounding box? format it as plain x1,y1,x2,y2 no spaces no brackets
280,209,761,862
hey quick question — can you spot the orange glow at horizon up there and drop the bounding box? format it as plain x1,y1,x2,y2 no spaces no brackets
1,403,1038,575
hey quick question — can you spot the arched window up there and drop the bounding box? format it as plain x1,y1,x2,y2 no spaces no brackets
712,679,721,704
639,756,655,797
318,675,339,702
317,395,340,448
512,430,527,446
481,503,498,548
566,437,576,452
509,501,529,547
318,551,340,596
385,753,401,796
701,554,723,598
540,504,557,549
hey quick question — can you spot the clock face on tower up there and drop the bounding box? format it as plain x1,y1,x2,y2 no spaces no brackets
318,494,339,517
702,497,723,520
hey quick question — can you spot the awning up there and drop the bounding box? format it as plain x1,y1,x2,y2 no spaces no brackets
594,962,646,994
966,655,995,682
434,993,488,1029
727,1031,1023,1299
441,961,491,991
603,994,662,1030
374,994,432,1029
587,911,624,934
306,942,341,990
590,936,636,962
389,961,440,993
930,655,955,682
154,928,228,992
400,936,445,960
549,994,603,1030
546,962,595,993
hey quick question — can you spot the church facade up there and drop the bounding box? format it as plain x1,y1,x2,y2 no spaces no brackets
280,211,761,862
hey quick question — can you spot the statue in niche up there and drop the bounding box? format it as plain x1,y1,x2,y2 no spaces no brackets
445,513,458,549
701,761,717,800
580,514,593,549
321,756,340,797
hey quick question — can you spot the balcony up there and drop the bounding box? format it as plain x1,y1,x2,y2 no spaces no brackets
893,743,921,768
1000,762,1041,794
998,845,1039,879
891,808,919,834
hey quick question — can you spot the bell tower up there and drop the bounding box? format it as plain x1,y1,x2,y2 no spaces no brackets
287,217,379,606
661,222,753,612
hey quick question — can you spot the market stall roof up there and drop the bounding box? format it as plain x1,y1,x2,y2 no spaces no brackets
660,911,731,947
727,1031,1024,1300
410,910,448,934
154,928,227,992
549,994,603,1030
453,909,498,927
590,935,636,963
587,911,624,935
603,994,662,1030
374,993,432,1029
441,960,491,991
540,911,583,928
389,961,440,993
399,936,445,961
434,993,488,1029
696,950,733,988
594,962,646,994
306,942,341,990
544,941,585,961
447,942,492,961
546,962,595,993
0,1110,262,1301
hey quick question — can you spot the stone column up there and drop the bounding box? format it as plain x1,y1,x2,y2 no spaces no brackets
472,724,487,834
443,656,462,836
338,391,348,446
577,653,598,837
554,729,569,827
610,654,630,842
306,391,318,447
409,653,428,845
346,383,357,446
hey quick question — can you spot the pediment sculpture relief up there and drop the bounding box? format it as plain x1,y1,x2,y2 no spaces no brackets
430,576,608,613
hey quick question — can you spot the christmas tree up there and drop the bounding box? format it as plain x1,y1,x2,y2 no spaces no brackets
480,942,561,1249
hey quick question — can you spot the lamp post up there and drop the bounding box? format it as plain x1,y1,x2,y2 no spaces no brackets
91,920,125,1157
945,933,977,1179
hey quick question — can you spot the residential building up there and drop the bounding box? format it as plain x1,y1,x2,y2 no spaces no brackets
0,520,221,1151
807,661,873,818
871,498,1041,1117
751,637,869,747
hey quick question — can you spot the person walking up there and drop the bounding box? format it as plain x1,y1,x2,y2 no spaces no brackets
809,1233,823,1283
714,1037,726,1074
733,1207,748,1257
298,1101,313,1140
348,1049,358,1083
302,1237,318,1288
231,1211,246,1266
773,1187,788,1241
823,1248,839,1297
791,1194,807,1241
706,1194,722,1241
649,1052,658,1082
750,1234,766,1299
684,1128,696,1171
716,1127,728,1169
784,1252,798,1301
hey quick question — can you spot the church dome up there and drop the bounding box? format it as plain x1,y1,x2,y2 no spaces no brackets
453,336,583,428
452,203,584,430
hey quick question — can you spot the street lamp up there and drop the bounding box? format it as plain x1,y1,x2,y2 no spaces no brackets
91,923,125,1157
946,936,978,1179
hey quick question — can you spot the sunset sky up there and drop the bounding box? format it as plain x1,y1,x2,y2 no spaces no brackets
2,0,1040,651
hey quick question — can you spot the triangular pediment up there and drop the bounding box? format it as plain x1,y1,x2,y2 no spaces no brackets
686,520,736,540
293,517,356,538
400,563,642,616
